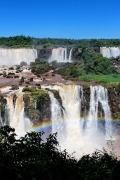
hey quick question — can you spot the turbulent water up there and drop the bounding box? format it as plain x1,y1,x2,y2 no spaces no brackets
0,84,114,157
86,86,112,139
42,84,112,156
100,47,120,58
1,87,32,137
49,48,72,63
0,48,37,66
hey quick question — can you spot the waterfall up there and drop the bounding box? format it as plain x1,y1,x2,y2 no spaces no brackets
0,103,3,125
48,91,64,140
68,49,73,62
100,47,120,58
0,48,37,66
87,85,112,139
49,48,72,63
6,89,32,137
0,84,114,156
42,85,84,144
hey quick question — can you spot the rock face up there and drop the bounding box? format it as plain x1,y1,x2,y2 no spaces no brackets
37,49,52,59
23,90,51,125
0,48,37,66
108,87,120,119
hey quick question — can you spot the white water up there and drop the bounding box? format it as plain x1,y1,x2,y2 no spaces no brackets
48,91,64,140
86,85,112,139
0,48,37,66
49,48,72,63
6,89,32,137
0,84,113,157
42,84,112,157
100,47,120,58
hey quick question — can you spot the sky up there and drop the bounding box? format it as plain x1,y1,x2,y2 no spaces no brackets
0,0,120,39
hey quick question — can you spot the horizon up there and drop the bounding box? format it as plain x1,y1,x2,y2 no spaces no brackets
1,0,120,39
0,35,120,40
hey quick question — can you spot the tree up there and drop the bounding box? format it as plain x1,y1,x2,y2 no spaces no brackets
20,61,27,66
0,126,120,179
20,77,24,83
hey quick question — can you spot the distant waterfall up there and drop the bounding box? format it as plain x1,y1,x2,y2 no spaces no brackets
100,47,120,58
87,85,112,139
49,48,72,63
0,103,3,125
69,49,72,62
0,48,37,66
6,89,32,137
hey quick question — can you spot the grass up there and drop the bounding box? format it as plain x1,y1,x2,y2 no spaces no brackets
78,74,120,84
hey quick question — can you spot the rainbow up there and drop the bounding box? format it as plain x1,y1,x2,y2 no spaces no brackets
32,121,52,132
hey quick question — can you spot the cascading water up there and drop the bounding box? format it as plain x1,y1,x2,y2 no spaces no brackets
0,103,3,125
42,85,85,155
48,91,64,140
42,84,113,156
6,89,32,137
69,49,72,62
0,48,37,66
100,47,120,58
86,85,112,139
49,48,72,63
0,84,114,157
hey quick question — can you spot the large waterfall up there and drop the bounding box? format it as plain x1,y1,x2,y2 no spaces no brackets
0,84,113,156
42,84,112,156
100,47,120,58
0,48,37,66
49,48,72,63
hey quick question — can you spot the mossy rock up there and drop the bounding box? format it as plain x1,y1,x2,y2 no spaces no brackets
22,86,36,92
30,90,49,101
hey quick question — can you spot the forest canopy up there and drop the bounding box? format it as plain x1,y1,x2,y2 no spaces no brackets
0,125,120,180
0,35,120,48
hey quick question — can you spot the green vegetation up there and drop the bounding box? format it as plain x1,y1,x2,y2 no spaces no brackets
9,67,14,70
0,35,120,48
33,37,120,48
55,48,118,83
30,89,49,101
0,35,32,48
20,61,27,66
0,35,120,85
78,74,120,83
22,86,37,92
23,88,50,123
10,85,19,90
0,125,120,180
23,87,49,101
20,77,24,83
31,58,50,76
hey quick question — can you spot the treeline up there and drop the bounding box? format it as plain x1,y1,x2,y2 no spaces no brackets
0,125,120,180
0,35,32,48
0,35,120,48
33,38,120,48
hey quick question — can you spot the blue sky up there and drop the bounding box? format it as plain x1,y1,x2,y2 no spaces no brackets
1,0,120,39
